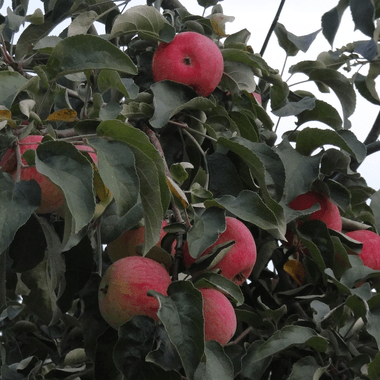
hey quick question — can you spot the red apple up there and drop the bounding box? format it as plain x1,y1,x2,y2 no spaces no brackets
252,92,262,104
345,230,380,270
107,220,171,262
183,217,257,285
98,256,171,329
288,191,342,231
0,135,97,214
152,31,224,97
199,288,237,346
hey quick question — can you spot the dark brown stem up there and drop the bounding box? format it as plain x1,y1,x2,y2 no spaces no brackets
260,0,287,57
364,110,380,145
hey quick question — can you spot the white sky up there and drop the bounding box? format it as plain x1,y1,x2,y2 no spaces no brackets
1,0,380,190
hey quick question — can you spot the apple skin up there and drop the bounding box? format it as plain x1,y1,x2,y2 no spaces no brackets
183,217,257,285
107,220,170,262
98,256,172,329
152,31,224,97
346,230,380,270
199,288,237,346
252,92,262,104
0,135,97,214
288,191,342,232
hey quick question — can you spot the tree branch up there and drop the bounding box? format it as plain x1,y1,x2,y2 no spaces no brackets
260,0,287,57
364,110,380,145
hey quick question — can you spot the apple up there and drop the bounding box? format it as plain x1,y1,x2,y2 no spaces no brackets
252,92,262,104
107,220,171,262
288,191,342,231
345,230,380,270
152,31,224,97
98,256,172,329
183,217,257,285
199,288,237,346
0,135,97,214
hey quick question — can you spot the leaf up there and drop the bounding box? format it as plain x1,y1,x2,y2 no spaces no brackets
224,29,251,48
35,140,95,233
321,0,349,46
355,73,380,105
354,40,378,61
288,356,327,380
208,190,284,240
368,351,380,380
210,13,235,37
308,68,356,128
272,96,316,117
193,272,244,306
194,341,234,380
240,340,272,379
0,71,28,109
42,35,138,80
295,128,366,163
0,173,41,253
67,10,98,37
370,191,380,233
98,69,139,99
97,120,171,254
284,260,305,286
276,139,322,204
274,23,321,56
367,308,380,350
46,109,77,122
149,281,204,380
187,207,226,259
150,81,216,129
222,61,256,95
166,177,189,208
86,137,139,216
350,0,375,38
33,35,62,54
109,5,175,42
296,99,343,130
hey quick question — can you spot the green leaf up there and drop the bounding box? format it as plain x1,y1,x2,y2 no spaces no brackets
276,139,322,204
224,29,251,48
296,99,343,130
98,69,139,99
209,190,283,240
193,272,244,306
67,10,98,37
42,35,138,80
0,71,28,109
368,351,380,380
97,120,171,254
240,340,272,380
367,308,380,350
355,73,380,105
370,191,380,233
109,5,175,42
0,173,41,253
35,140,95,233
187,207,226,259
194,341,234,380
350,0,375,38
308,68,356,127
150,81,216,129
272,96,316,117
274,23,321,56
149,281,204,380
221,61,256,94
288,356,327,380
321,0,349,46
254,325,322,361
296,128,366,163
87,137,139,216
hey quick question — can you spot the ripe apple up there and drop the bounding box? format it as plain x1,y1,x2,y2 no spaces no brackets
152,31,224,97
199,288,237,346
345,230,380,270
0,135,97,214
98,256,172,329
252,92,262,104
107,220,171,262
183,217,257,285
288,191,342,231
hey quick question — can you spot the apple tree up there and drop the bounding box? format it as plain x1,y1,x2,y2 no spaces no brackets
1,0,380,379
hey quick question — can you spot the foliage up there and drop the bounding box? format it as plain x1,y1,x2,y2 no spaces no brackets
1,0,380,379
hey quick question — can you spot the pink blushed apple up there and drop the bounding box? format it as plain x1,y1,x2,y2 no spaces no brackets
199,288,237,346
152,31,224,97
98,256,172,329
183,217,257,285
346,230,380,270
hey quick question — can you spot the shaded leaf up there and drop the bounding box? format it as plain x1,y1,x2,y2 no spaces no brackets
321,0,349,46
0,71,28,109
355,73,380,105
350,0,375,38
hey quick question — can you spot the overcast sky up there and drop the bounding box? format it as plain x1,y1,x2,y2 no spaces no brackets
1,0,380,190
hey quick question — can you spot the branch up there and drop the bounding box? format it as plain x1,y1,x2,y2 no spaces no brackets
259,0,287,57
364,110,380,145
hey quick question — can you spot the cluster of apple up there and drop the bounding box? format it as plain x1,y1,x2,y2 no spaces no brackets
101,216,257,346
286,191,380,271
0,135,97,214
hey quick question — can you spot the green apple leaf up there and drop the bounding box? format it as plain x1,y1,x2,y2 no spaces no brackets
355,72,380,105
148,281,204,380
109,5,175,42
287,356,326,380
321,0,349,46
35,140,95,233
222,49,270,76
97,69,139,100
221,61,256,95
0,173,41,253
67,10,97,37
350,0,375,38
241,340,272,380
0,71,29,109
42,35,138,80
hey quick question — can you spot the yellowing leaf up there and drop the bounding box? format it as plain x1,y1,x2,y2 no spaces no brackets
46,109,77,122
93,164,111,203
0,109,16,128
166,176,188,208
283,259,305,286
210,13,235,37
